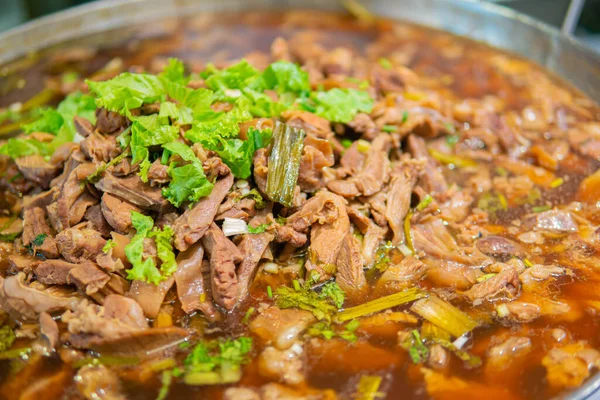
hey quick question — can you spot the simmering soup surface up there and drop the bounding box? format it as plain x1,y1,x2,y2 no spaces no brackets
0,10,599,400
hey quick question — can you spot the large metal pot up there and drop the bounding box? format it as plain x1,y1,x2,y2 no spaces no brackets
0,0,599,398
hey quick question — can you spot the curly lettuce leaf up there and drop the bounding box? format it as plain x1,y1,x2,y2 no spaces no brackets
87,73,165,114
302,88,373,123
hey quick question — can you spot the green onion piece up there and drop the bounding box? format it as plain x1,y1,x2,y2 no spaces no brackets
242,307,255,324
156,370,173,400
335,287,426,323
356,139,371,153
267,286,273,299
341,139,353,149
73,355,140,368
403,210,415,254
496,303,509,318
342,0,375,22
550,178,564,188
523,258,533,268
429,148,477,168
400,329,429,364
265,121,304,207
416,195,433,211
378,58,392,70
146,358,177,372
0,347,30,360
476,273,496,283
86,150,130,184
411,296,478,338
382,125,396,133
445,135,459,146
401,110,408,124
293,280,301,291
421,321,451,343
532,205,551,213
183,368,242,385
356,375,383,400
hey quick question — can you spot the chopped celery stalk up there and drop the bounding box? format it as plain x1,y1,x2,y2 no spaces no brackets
335,287,426,323
421,321,451,343
403,210,415,254
356,375,383,400
73,355,140,368
411,296,478,338
265,121,304,207
183,366,242,385
429,148,477,168
0,347,30,360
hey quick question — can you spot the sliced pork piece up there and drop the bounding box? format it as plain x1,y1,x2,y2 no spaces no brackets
385,160,424,244
297,135,334,193
51,162,97,231
100,193,141,234
174,242,218,319
95,172,170,211
523,210,578,233
8,254,40,273
464,263,520,303
35,259,81,285
39,312,59,350
173,172,234,251
327,134,392,197
236,232,274,301
68,263,111,295
476,236,525,259
258,345,305,385
362,222,387,266
95,108,127,134
55,228,107,263
202,223,242,310
84,204,113,237
15,155,60,189
407,135,448,194
425,259,480,290
147,159,170,186
335,232,366,297
378,256,428,292
126,277,174,319
74,115,94,138
250,307,316,350
0,273,80,322
80,133,121,163
75,365,127,400
22,207,59,258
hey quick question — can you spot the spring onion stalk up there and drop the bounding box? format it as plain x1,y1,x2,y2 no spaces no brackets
183,366,242,386
476,273,496,283
416,194,433,211
222,218,248,236
550,177,564,188
335,287,426,323
421,321,451,343
73,355,140,368
156,370,173,400
411,296,478,338
265,121,304,207
356,375,383,400
429,149,477,168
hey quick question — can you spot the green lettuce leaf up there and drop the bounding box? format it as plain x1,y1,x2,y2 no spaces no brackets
87,72,165,114
204,60,260,92
159,58,189,86
303,88,374,123
261,61,310,94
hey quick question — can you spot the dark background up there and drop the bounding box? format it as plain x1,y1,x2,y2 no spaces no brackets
0,0,598,51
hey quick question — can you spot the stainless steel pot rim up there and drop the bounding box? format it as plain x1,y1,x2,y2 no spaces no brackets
0,1,599,399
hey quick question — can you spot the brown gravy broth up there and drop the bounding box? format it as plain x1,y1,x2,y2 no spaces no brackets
0,10,599,400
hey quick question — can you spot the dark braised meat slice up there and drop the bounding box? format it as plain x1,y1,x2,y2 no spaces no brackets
35,259,80,285
80,132,121,163
236,231,274,301
22,206,59,258
68,262,111,296
95,108,128,134
55,228,107,263
406,135,448,194
126,277,174,319
95,172,170,211
15,155,60,189
173,171,234,251
100,193,141,234
202,223,242,310
335,232,366,296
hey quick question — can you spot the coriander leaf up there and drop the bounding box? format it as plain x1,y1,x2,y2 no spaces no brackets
400,330,429,364
159,58,189,85
240,188,266,210
275,285,337,321
149,226,177,276
31,234,47,247
185,337,252,374
87,73,165,114
319,282,345,308
0,325,15,352
247,224,268,234
307,88,374,123
261,61,310,94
